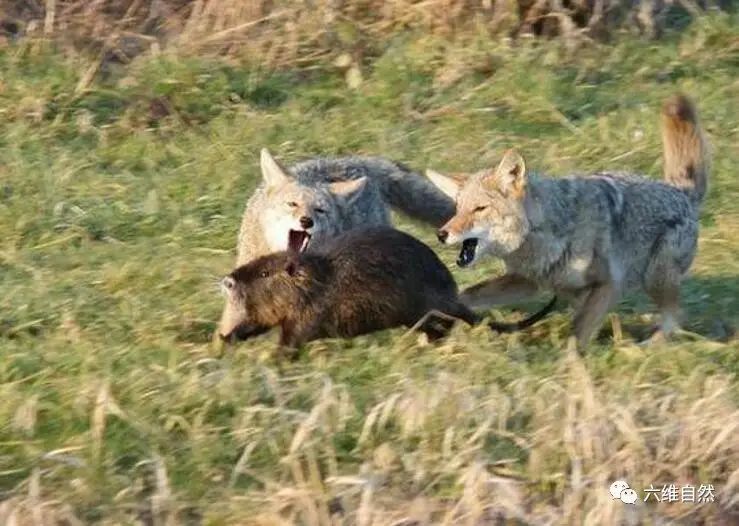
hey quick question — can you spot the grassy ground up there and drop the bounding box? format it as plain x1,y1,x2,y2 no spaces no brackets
1,13,738,525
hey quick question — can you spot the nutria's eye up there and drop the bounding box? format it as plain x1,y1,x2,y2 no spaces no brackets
287,201,298,208
259,270,269,278
314,207,326,214
474,205,488,212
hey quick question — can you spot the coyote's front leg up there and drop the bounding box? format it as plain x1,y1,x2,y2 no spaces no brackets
460,274,539,311
572,281,618,349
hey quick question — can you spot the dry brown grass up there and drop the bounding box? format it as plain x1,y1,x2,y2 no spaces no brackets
0,0,723,70
2,347,736,524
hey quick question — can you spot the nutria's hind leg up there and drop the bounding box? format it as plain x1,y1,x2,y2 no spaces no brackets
410,309,452,341
420,324,448,341
444,301,479,326
416,302,478,341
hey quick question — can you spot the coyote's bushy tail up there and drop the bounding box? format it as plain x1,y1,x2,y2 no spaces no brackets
372,159,457,227
291,156,457,227
661,94,710,205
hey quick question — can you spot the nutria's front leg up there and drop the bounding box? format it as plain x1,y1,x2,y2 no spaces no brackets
277,323,302,361
278,319,322,360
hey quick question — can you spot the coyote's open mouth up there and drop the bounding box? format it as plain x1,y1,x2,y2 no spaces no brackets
457,238,478,267
288,229,312,253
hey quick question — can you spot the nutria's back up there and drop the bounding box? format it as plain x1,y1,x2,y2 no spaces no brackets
312,227,458,295
303,227,460,337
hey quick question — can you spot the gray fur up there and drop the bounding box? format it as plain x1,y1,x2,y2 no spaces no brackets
290,156,457,225
430,94,710,348
236,151,456,266
500,171,698,292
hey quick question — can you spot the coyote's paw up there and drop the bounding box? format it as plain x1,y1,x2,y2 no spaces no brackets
639,328,671,347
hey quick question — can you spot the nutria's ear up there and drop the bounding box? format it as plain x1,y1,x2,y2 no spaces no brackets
284,254,304,277
220,276,236,296
285,261,308,278
260,148,291,187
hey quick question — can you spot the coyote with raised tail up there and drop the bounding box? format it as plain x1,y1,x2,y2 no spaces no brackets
427,94,710,349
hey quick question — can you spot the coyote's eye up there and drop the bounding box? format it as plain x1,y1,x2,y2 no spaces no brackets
314,207,326,214
287,201,298,208
474,205,488,212
259,270,269,278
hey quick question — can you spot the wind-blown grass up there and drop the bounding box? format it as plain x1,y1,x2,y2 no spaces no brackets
1,13,738,525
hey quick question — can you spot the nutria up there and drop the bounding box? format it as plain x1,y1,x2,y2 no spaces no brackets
218,227,555,350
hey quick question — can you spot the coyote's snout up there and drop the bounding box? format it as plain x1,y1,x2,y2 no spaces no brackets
427,94,710,349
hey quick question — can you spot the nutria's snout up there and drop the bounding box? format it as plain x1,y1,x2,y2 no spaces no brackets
220,324,270,343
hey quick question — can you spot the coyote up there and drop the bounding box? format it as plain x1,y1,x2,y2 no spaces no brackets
427,94,710,348
235,148,456,266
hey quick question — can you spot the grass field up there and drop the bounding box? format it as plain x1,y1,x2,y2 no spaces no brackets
1,12,738,525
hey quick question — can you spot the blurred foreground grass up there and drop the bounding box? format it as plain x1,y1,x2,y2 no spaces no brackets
1,13,738,525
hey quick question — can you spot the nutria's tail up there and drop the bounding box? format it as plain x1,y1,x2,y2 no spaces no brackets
488,296,557,333
661,94,710,206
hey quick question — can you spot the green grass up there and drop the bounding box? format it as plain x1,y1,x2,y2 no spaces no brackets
1,14,738,525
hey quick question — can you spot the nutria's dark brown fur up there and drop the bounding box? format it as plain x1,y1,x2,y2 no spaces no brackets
219,227,554,350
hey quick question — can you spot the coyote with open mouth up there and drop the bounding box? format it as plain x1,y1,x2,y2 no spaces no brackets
427,94,710,349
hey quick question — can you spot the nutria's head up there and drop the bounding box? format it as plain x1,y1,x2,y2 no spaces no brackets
218,252,324,343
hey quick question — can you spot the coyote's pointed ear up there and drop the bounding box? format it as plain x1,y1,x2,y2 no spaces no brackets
426,169,463,199
329,177,367,205
491,149,527,197
260,148,290,188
